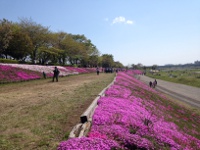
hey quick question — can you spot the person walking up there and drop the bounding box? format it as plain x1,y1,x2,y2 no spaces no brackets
43,71,46,79
149,81,152,88
52,66,60,82
155,79,157,85
96,67,100,75
152,79,157,88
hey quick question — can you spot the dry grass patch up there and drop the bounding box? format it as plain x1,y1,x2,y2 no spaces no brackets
0,73,115,150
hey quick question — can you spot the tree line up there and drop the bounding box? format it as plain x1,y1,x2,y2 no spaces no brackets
0,18,124,68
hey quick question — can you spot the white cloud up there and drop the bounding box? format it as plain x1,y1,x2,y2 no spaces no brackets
112,16,134,25
126,20,134,24
112,16,126,24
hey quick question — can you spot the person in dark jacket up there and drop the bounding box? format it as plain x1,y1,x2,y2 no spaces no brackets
96,67,100,75
152,79,157,88
149,81,152,88
154,79,157,85
52,66,60,82
43,71,46,79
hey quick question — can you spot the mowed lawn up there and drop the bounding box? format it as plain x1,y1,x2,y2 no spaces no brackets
146,69,200,88
0,73,115,150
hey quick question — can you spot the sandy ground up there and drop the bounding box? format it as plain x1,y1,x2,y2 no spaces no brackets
138,75,200,108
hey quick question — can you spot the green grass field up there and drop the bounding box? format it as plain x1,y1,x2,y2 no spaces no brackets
0,73,115,150
146,69,200,88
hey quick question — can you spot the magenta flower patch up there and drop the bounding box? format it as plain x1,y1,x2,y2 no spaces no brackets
0,65,41,82
57,137,120,150
58,71,200,150
0,63,97,83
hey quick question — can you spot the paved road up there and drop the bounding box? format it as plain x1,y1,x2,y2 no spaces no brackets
137,75,200,108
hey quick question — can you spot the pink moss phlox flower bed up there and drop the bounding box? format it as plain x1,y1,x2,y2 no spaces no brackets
57,137,120,150
0,65,41,82
65,67,96,74
58,71,200,150
0,63,96,83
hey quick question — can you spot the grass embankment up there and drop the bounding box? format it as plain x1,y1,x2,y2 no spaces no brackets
146,69,200,88
0,73,115,150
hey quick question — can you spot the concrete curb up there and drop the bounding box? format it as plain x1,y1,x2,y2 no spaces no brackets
69,74,117,138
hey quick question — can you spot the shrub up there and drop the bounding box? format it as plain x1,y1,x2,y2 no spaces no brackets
0,58,19,64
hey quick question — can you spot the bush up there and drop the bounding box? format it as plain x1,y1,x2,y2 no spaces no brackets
73,64,78,68
0,58,19,64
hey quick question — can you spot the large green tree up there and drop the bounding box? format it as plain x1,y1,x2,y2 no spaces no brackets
0,19,13,58
6,25,33,61
88,55,100,67
37,32,65,65
53,32,71,65
101,54,114,68
70,34,100,67
38,46,62,65
61,35,86,65
0,18,125,67
114,61,124,68
19,18,49,63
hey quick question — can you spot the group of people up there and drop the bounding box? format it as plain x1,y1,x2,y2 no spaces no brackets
44,66,120,81
43,66,60,82
95,67,120,75
149,79,157,88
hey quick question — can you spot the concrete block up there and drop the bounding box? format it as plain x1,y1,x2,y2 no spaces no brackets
69,123,82,138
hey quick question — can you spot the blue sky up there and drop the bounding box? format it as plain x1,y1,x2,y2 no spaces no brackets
0,0,200,66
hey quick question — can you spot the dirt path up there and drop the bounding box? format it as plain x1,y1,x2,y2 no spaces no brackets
137,75,200,108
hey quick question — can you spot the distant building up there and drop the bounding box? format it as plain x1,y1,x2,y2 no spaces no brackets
149,69,159,73
194,60,200,65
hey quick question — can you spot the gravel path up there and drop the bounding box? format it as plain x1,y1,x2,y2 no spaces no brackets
138,75,200,108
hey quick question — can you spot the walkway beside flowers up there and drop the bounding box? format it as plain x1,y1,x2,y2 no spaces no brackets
138,75,200,108
58,71,200,150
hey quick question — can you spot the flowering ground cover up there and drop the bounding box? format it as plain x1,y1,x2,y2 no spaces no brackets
65,66,96,74
0,65,42,83
58,71,200,150
0,63,96,83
